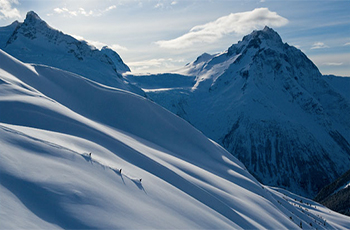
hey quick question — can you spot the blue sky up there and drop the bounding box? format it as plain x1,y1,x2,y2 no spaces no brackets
0,0,349,76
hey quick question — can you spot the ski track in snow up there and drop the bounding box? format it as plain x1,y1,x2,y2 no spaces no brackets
0,123,144,187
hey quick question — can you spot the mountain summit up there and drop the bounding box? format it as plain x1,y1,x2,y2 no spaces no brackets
127,27,350,198
24,11,43,24
227,26,284,56
0,11,143,95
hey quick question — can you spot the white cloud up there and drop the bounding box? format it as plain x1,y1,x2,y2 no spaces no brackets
311,42,329,49
53,8,63,14
105,5,117,12
78,8,93,16
308,53,349,76
0,0,21,19
111,44,128,51
155,8,288,49
86,40,106,49
71,34,105,49
154,1,178,9
128,58,184,72
323,62,343,66
71,34,127,52
71,34,84,41
128,58,165,68
54,7,78,16
52,5,116,17
344,42,350,46
154,3,164,8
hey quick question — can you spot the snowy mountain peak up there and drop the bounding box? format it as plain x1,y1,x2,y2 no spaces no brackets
228,26,283,56
10,11,54,42
244,26,283,46
178,27,291,87
261,26,282,41
193,52,214,65
21,10,52,33
101,45,113,51
0,12,142,94
9,20,20,27
0,20,20,47
24,11,43,24
101,46,130,73
130,27,350,198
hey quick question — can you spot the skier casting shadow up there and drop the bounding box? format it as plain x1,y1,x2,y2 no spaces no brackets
82,152,93,164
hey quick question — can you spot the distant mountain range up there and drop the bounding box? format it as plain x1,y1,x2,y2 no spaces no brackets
1,11,350,200
127,26,350,198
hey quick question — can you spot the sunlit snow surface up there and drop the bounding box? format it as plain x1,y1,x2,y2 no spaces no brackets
0,49,349,229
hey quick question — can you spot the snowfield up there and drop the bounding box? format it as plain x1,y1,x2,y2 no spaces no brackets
1,49,350,229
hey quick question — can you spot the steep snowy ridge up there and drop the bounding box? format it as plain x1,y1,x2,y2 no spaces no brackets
0,11,144,96
1,49,349,229
323,75,350,101
127,26,350,198
0,20,19,48
314,169,350,216
100,46,130,73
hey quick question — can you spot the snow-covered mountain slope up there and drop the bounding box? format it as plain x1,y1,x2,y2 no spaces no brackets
125,26,350,198
100,46,130,73
1,49,350,229
0,20,19,48
323,75,350,102
0,11,144,96
315,168,350,216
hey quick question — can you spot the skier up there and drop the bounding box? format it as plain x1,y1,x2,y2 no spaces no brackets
139,178,142,182
89,152,92,157
119,168,122,173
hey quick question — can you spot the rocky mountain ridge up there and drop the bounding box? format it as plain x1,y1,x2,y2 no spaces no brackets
0,11,142,95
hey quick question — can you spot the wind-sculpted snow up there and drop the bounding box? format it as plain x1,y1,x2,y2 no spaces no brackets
127,26,350,198
1,49,349,229
0,11,144,96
